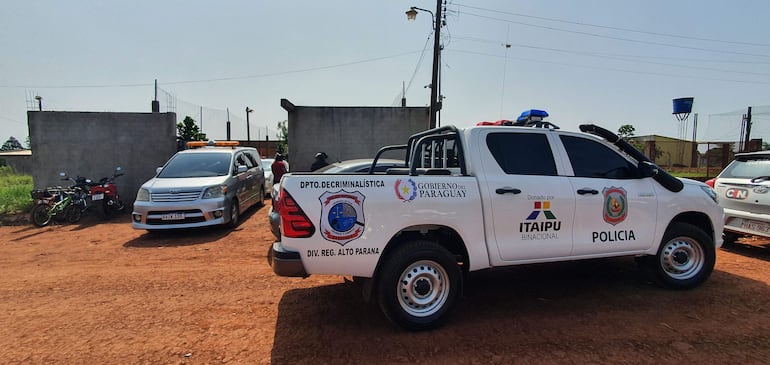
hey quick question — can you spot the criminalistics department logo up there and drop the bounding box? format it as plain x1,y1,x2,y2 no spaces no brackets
526,201,556,220
394,178,418,202
319,190,365,245
603,186,627,225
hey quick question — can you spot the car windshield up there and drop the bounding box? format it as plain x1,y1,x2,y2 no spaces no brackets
158,152,232,178
721,157,770,179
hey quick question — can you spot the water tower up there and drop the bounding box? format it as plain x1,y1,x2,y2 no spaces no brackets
672,97,697,167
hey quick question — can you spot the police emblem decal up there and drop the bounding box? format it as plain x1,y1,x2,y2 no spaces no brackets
602,186,627,226
319,190,365,245
395,178,418,202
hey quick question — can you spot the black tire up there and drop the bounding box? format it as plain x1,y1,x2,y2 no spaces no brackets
101,198,126,219
227,199,240,227
644,222,716,290
65,205,82,223
257,187,266,207
31,204,52,227
376,240,462,331
722,231,740,248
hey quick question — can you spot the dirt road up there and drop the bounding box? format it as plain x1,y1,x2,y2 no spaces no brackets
1,204,769,364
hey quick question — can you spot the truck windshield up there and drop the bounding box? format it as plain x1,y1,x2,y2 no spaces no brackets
158,152,232,178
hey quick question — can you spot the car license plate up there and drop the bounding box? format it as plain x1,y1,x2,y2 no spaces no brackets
740,219,770,234
161,212,185,221
91,193,104,201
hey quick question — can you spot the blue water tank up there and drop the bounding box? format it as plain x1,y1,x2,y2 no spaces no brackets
672,97,694,114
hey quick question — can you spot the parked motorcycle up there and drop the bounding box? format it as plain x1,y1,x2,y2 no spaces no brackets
90,167,126,219
30,173,91,227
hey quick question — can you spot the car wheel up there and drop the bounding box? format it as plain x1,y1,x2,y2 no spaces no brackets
376,240,462,331
645,222,715,290
257,187,266,207
227,199,240,227
722,231,740,247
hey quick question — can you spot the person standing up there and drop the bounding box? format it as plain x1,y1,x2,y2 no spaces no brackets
310,152,329,171
271,153,288,184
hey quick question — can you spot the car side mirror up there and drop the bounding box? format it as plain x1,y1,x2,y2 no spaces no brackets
156,167,163,175
237,165,248,174
638,161,659,178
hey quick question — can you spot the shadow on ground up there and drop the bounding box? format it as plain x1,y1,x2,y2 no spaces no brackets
271,257,770,364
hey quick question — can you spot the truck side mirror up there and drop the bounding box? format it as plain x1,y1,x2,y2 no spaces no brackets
638,161,659,178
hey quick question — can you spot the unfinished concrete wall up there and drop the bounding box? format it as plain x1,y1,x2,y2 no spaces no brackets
281,99,430,171
28,111,177,205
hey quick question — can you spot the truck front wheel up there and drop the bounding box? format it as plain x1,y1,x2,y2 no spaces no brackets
643,222,715,290
376,240,461,331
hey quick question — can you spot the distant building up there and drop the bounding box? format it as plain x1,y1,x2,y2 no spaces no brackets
628,135,697,168
0,149,32,174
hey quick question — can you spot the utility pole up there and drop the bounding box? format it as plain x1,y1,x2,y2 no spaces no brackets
246,107,253,142
744,106,753,151
429,0,443,129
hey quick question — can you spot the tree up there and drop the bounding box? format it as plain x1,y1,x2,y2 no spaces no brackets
617,124,645,151
617,124,636,139
1,136,24,151
617,124,662,160
276,120,288,154
177,116,206,142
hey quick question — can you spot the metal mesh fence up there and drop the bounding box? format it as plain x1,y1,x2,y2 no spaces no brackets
156,86,279,142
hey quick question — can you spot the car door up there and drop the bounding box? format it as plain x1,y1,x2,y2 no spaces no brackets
557,135,658,255
481,130,575,262
233,151,255,207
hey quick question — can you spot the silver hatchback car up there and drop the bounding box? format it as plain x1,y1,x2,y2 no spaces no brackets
708,151,770,244
132,142,265,231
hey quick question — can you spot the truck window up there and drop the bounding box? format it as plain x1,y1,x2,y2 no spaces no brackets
560,135,638,179
486,133,557,176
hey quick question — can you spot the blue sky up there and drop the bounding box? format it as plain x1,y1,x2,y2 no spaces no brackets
2,0,769,144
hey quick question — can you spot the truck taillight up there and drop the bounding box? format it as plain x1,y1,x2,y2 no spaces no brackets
279,190,315,238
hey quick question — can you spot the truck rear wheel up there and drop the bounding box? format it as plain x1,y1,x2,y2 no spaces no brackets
644,222,715,290
376,240,461,331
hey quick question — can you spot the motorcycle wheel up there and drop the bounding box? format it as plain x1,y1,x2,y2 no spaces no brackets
31,204,53,227
65,205,82,223
102,199,126,219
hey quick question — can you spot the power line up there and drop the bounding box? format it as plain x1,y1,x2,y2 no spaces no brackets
0,51,423,89
452,35,770,78
458,11,770,59
448,49,770,85
454,3,770,48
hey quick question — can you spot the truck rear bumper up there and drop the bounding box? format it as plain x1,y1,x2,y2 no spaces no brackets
268,242,308,278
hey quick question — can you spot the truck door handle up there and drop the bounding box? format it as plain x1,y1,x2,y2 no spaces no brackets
495,187,521,195
577,188,599,195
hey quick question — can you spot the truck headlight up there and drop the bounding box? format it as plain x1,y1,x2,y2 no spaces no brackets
136,188,150,202
700,186,717,203
202,185,227,199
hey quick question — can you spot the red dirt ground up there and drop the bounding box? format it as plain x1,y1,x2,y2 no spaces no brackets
1,203,769,364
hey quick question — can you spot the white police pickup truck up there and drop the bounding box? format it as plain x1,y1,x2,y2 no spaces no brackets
269,113,723,331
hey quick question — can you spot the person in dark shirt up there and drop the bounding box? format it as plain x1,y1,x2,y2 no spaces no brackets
310,152,329,171
271,153,288,184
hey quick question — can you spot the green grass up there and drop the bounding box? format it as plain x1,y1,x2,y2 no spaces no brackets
0,166,33,214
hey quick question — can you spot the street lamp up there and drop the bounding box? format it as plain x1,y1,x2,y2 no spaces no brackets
406,1,443,129
34,95,42,111
245,107,253,142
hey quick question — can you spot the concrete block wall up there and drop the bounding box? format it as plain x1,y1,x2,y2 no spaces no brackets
282,99,430,171
28,111,177,205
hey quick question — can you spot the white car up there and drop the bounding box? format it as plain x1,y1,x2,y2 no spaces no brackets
707,151,770,244
132,141,265,231
262,158,274,198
